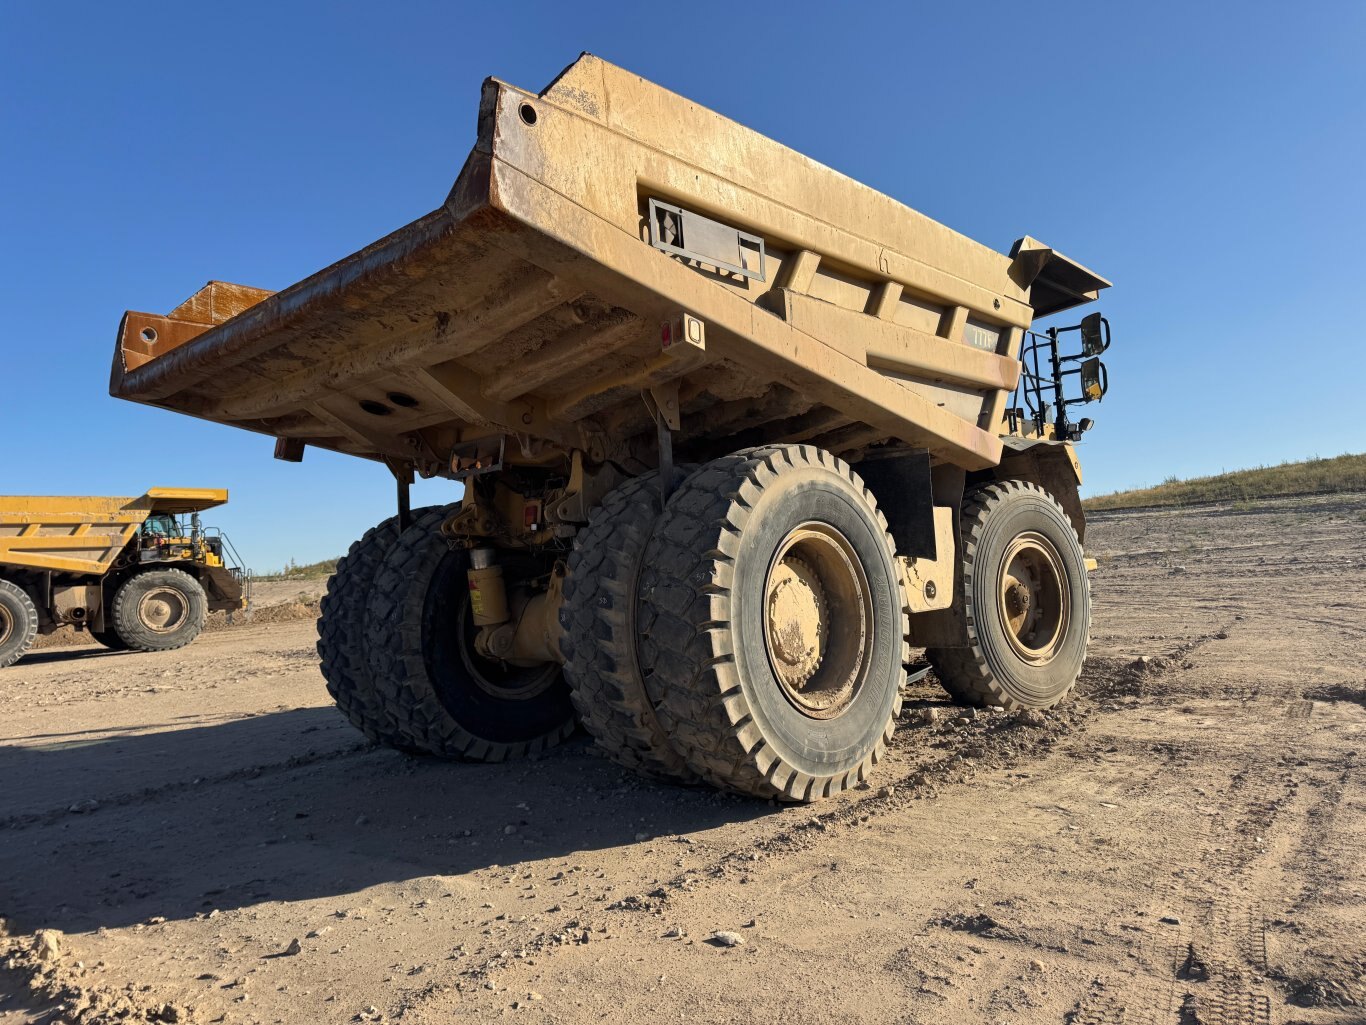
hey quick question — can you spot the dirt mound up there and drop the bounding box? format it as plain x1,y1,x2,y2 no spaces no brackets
1,929,194,1023
208,599,320,630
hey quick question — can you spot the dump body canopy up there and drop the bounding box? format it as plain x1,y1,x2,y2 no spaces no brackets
0,489,229,576
110,55,1108,476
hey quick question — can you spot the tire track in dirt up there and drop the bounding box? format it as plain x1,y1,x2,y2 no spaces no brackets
384,696,1096,1017
1063,618,1297,1025
1066,759,1306,1022
1266,755,1366,1012
389,635,1224,1022
1162,763,1283,1025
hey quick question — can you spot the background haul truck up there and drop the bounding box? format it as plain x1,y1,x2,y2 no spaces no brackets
108,56,1112,800
0,489,247,667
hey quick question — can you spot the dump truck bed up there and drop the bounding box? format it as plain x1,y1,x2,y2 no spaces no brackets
0,489,229,576
111,55,1107,475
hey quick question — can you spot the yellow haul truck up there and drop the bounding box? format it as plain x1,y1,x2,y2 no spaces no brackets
108,56,1112,800
0,489,248,667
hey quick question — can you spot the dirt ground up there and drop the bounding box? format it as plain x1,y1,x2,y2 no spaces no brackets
2,493,1363,1025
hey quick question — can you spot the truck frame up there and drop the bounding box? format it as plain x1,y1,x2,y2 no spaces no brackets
108,55,1111,799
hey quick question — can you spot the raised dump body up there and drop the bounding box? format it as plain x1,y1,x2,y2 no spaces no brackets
111,54,1105,478
0,489,247,667
109,56,1113,801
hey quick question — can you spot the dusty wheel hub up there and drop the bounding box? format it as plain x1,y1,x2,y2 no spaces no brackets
138,586,189,634
0,604,12,646
766,556,826,687
997,532,1069,665
1005,581,1031,619
764,524,871,719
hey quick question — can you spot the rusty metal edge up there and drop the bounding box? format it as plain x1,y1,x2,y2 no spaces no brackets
111,150,496,405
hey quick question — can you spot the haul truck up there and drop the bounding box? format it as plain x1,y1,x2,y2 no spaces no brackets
108,56,1112,800
0,489,248,668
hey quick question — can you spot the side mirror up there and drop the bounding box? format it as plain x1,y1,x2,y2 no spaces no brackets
1080,358,1108,401
1080,313,1110,356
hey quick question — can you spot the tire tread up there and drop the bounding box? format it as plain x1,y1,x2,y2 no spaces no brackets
316,506,441,748
0,579,39,669
638,445,907,801
364,518,575,761
926,479,1087,709
561,473,695,782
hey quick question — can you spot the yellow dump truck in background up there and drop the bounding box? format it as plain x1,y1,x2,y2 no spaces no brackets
0,488,248,667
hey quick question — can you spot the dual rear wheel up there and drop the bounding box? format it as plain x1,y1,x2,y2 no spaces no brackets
634,446,909,800
563,445,907,800
316,507,575,761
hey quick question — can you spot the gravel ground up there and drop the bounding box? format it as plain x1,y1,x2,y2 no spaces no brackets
1,492,1362,1025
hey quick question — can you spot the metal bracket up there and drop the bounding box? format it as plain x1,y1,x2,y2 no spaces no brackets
384,458,415,531
641,382,680,504
448,435,506,479
548,449,625,525
646,380,682,431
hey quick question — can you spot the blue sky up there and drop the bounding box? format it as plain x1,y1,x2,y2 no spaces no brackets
3,2,1363,570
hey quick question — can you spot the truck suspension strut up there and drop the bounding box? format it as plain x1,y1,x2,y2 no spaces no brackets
467,550,565,666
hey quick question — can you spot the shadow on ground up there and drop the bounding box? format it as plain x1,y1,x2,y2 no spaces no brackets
0,707,768,935
16,646,117,667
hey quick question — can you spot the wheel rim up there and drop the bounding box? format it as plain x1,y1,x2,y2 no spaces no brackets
996,531,1070,665
0,603,12,647
763,522,871,720
137,585,190,634
453,590,559,701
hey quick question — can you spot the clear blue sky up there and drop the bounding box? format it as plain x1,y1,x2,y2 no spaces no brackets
3,2,1363,570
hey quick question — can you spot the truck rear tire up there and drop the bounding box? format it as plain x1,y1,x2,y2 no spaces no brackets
560,470,695,783
637,445,907,801
110,568,207,652
90,628,129,651
365,521,576,761
925,480,1089,709
318,506,444,749
0,579,39,668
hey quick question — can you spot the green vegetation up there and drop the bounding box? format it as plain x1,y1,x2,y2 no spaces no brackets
256,557,338,582
1085,453,1366,511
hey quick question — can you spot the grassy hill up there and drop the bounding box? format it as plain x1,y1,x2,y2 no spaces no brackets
1084,453,1366,511
255,557,339,582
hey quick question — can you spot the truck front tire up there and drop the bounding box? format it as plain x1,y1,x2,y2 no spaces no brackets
364,521,576,761
110,568,207,652
637,445,906,801
925,480,1089,709
0,579,39,668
